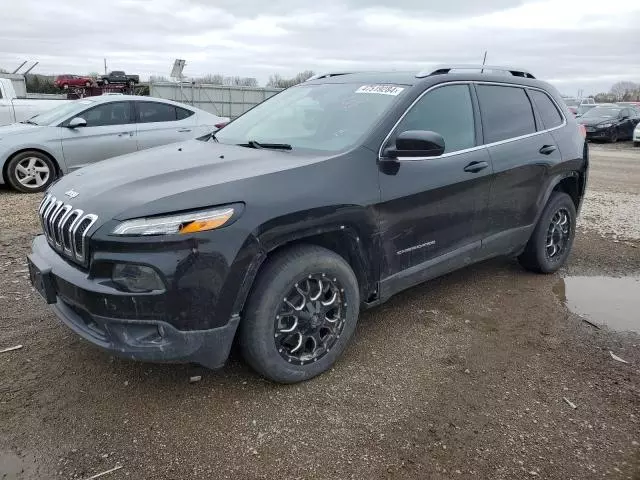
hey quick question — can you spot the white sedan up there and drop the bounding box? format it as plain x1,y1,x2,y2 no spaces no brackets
634,122,640,147
0,96,229,192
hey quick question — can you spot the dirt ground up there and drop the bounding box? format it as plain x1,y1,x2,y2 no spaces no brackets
1,143,639,480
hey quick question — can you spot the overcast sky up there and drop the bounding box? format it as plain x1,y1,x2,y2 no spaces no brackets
1,0,639,95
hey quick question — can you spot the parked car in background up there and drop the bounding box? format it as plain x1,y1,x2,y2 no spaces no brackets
98,71,140,86
0,96,228,192
576,103,597,117
26,66,588,383
54,75,94,89
577,104,640,142
0,77,69,126
563,97,595,115
634,122,640,147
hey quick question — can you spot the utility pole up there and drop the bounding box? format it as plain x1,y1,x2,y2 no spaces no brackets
104,58,107,75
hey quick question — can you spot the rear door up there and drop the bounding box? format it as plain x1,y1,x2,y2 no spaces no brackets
60,101,137,170
134,101,198,151
477,84,563,252
377,83,493,281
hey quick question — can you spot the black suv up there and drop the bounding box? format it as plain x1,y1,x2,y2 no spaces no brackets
28,65,588,383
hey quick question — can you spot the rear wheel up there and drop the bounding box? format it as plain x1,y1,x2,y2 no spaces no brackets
518,192,576,274
239,245,360,383
6,151,57,193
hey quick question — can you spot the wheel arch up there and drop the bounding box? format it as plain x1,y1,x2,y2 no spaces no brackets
3,148,61,184
232,222,377,317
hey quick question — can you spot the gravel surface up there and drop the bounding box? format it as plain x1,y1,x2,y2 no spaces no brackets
0,143,639,480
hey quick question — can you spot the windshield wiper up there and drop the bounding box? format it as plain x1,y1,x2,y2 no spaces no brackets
240,140,292,150
20,119,38,125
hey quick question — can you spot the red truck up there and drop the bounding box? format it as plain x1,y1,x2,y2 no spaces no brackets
54,75,94,89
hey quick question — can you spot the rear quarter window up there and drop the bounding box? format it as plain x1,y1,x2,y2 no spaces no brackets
176,107,195,120
476,85,536,143
529,90,564,130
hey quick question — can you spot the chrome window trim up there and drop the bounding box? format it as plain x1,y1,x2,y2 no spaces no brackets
379,80,567,162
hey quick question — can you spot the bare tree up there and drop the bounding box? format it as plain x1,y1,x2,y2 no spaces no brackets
610,81,638,101
266,70,315,88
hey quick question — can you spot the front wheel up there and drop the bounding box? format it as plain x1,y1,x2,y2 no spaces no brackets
239,245,360,383
6,151,57,193
634,141,640,148
609,129,618,143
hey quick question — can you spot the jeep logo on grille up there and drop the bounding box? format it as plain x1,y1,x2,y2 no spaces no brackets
64,189,79,199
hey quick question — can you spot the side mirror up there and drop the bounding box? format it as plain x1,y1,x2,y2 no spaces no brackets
68,117,87,128
383,130,445,159
620,115,630,120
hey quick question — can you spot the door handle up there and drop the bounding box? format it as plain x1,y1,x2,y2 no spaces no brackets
118,132,134,137
463,160,489,173
177,128,192,133
539,145,557,155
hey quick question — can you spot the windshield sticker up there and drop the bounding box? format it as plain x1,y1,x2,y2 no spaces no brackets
356,85,404,96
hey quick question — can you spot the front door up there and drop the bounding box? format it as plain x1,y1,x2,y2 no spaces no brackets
60,101,137,170
376,83,492,286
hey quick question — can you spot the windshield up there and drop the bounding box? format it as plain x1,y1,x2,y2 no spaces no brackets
215,83,408,153
563,98,580,107
28,99,95,126
582,106,622,118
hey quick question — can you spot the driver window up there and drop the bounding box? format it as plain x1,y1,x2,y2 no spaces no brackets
394,84,475,154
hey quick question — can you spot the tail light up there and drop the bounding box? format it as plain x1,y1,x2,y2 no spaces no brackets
578,124,586,138
214,122,229,129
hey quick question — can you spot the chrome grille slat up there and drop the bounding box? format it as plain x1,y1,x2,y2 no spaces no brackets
38,196,97,265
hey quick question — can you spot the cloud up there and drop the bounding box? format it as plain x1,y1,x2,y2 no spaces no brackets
1,0,639,94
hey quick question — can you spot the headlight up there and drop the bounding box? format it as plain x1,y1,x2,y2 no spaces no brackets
112,206,235,236
598,123,613,128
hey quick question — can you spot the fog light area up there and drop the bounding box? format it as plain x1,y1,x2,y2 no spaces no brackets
112,263,165,293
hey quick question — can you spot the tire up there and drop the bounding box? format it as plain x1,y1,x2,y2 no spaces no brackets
85,81,91,87
6,150,57,193
518,192,576,274
609,129,618,143
102,79,109,85
634,141,640,148
128,80,135,87
239,245,360,383
62,83,69,90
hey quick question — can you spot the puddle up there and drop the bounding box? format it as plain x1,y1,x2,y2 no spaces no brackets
553,276,640,334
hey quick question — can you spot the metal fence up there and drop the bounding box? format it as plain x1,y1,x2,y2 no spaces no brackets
149,82,281,119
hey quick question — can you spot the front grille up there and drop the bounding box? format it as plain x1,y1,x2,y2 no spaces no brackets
38,194,98,265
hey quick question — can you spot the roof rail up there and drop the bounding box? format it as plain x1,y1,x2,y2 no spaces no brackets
416,64,536,79
306,72,358,82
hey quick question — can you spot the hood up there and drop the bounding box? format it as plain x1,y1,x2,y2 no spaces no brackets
48,139,329,222
0,122,47,138
577,116,617,126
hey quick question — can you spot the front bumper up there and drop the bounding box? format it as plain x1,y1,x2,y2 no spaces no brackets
28,235,239,369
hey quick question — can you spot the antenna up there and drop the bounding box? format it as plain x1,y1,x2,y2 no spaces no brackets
12,61,28,74
481,51,487,73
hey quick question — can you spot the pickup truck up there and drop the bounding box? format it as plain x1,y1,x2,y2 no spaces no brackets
98,71,140,86
0,77,69,127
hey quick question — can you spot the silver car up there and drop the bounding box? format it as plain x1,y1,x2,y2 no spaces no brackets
0,96,229,193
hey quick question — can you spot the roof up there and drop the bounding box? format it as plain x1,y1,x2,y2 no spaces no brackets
303,67,549,90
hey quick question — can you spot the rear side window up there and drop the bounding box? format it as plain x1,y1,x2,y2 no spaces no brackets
477,85,536,143
529,90,563,130
137,102,177,123
176,107,195,120
394,84,475,154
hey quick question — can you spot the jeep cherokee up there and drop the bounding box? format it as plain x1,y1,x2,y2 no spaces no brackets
27,65,588,383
